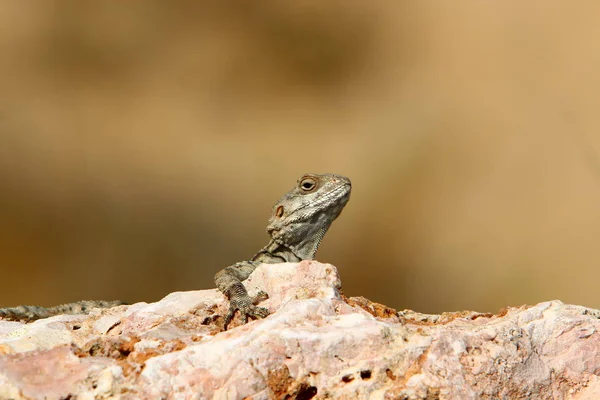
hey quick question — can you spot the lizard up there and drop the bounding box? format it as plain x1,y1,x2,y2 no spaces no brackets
215,173,351,329
0,173,351,330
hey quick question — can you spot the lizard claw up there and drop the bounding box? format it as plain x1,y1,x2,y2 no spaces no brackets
253,291,269,304
223,293,269,330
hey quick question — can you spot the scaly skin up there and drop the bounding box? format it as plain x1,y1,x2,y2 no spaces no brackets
0,173,351,327
215,173,351,329
0,300,126,322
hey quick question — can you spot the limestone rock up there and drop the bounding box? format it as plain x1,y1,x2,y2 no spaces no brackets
0,260,598,399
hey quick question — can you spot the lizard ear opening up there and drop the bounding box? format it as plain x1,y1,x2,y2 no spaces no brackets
275,205,284,218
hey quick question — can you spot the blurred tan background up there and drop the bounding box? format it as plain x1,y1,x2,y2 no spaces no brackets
1,2,600,314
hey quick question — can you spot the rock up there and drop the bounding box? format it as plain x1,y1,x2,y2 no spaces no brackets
0,260,598,399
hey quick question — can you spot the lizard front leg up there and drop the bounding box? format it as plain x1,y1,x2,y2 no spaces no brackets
214,260,269,330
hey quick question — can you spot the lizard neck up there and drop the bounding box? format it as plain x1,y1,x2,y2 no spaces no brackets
251,237,319,264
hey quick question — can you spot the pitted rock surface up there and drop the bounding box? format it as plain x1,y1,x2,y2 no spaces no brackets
0,261,598,399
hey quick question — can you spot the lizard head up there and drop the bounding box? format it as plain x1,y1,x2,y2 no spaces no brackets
266,173,351,259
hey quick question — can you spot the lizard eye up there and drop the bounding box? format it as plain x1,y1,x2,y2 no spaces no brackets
299,177,317,192
275,205,284,218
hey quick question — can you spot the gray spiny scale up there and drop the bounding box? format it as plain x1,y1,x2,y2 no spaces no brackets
0,174,351,327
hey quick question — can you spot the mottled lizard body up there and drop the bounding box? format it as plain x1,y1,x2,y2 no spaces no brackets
0,173,351,329
215,173,351,329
